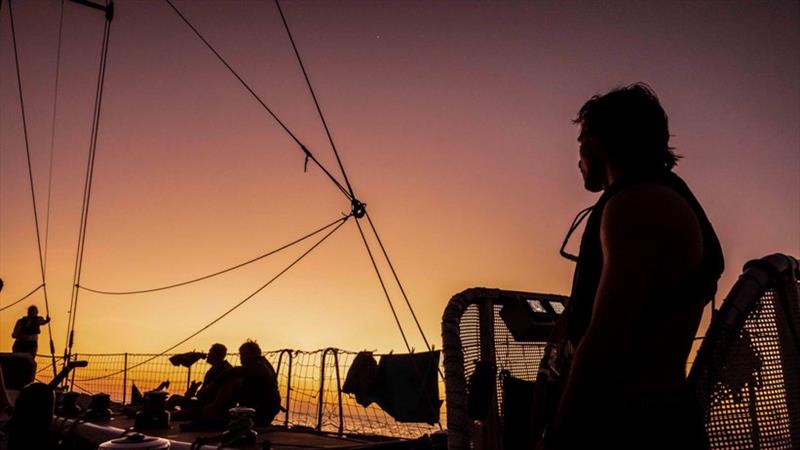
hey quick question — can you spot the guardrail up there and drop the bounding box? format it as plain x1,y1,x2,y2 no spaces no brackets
34,348,442,439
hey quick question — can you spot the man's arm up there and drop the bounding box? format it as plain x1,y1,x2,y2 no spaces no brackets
548,186,673,444
12,319,21,339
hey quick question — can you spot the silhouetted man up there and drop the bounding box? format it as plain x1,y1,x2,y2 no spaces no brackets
168,343,232,412
12,305,50,357
213,340,280,426
179,340,280,429
0,278,9,411
540,84,723,449
196,343,232,400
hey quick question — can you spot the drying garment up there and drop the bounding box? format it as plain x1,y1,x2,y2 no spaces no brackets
343,351,442,424
373,351,441,424
501,372,536,450
467,360,495,420
342,351,379,407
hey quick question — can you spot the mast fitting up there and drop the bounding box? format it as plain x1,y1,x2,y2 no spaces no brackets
351,199,367,219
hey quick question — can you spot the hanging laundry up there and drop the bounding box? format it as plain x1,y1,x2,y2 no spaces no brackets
373,351,441,425
467,360,495,420
501,371,536,449
343,351,442,424
342,351,379,407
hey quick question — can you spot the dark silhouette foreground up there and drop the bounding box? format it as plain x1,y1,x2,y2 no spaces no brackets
12,305,50,357
535,84,723,450
172,340,280,430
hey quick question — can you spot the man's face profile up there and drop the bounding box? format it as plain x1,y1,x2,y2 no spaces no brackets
207,345,225,364
578,125,605,193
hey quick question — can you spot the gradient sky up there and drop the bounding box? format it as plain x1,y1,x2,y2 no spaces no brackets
1,0,798,355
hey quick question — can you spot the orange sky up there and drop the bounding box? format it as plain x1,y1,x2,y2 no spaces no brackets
1,1,798,355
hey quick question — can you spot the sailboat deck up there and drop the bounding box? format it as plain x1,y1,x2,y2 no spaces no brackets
55,414,422,449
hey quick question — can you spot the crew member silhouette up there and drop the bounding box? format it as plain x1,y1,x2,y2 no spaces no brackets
12,305,50,357
167,343,232,411
540,84,723,450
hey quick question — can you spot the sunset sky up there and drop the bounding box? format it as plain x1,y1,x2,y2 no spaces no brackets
0,0,798,356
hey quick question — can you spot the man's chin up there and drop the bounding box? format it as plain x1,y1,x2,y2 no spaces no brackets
583,179,604,193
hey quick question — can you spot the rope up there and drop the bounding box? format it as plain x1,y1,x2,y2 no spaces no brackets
353,218,411,352
42,0,66,270
64,6,113,365
43,0,66,273
8,0,58,377
162,0,352,201
75,214,350,382
274,0,357,201
0,283,44,312
77,215,346,295
274,1,421,354
364,211,432,351
362,213,443,425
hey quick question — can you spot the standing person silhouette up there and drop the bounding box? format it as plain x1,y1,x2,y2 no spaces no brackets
0,278,10,411
12,305,50,357
539,84,723,449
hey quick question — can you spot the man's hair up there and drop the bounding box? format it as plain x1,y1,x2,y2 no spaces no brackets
239,339,262,359
209,343,227,356
575,83,680,171
27,305,38,315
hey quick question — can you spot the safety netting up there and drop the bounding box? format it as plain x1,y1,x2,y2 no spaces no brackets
35,348,442,439
689,255,800,449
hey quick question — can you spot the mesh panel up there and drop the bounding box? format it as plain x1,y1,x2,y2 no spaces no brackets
460,304,481,384
492,303,545,414
695,288,797,449
456,292,561,420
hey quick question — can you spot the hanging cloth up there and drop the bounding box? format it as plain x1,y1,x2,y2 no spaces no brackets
373,351,441,424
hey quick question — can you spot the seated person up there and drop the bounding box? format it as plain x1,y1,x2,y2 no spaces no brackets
197,343,233,399
178,340,281,429
168,343,232,412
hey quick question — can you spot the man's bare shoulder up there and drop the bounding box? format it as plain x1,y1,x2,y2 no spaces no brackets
604,182,699,232
602,181,703,273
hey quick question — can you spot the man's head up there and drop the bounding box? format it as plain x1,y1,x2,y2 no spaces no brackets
238,340,262,367
27,305,38,317
207,343,227,365
575,83,679,192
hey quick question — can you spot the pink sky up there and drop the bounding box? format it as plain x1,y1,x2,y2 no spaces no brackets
1,0,798,354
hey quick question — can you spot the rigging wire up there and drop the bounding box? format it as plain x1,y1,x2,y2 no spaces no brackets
162,0,352,202
364,211,432,351
64,5,112,365
353,218,411,353
0,284,44,312
74,214,350,383
77,214,348,295
274,0,356,201
43,0,66,273
274,1,434,354
8,0,59,377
